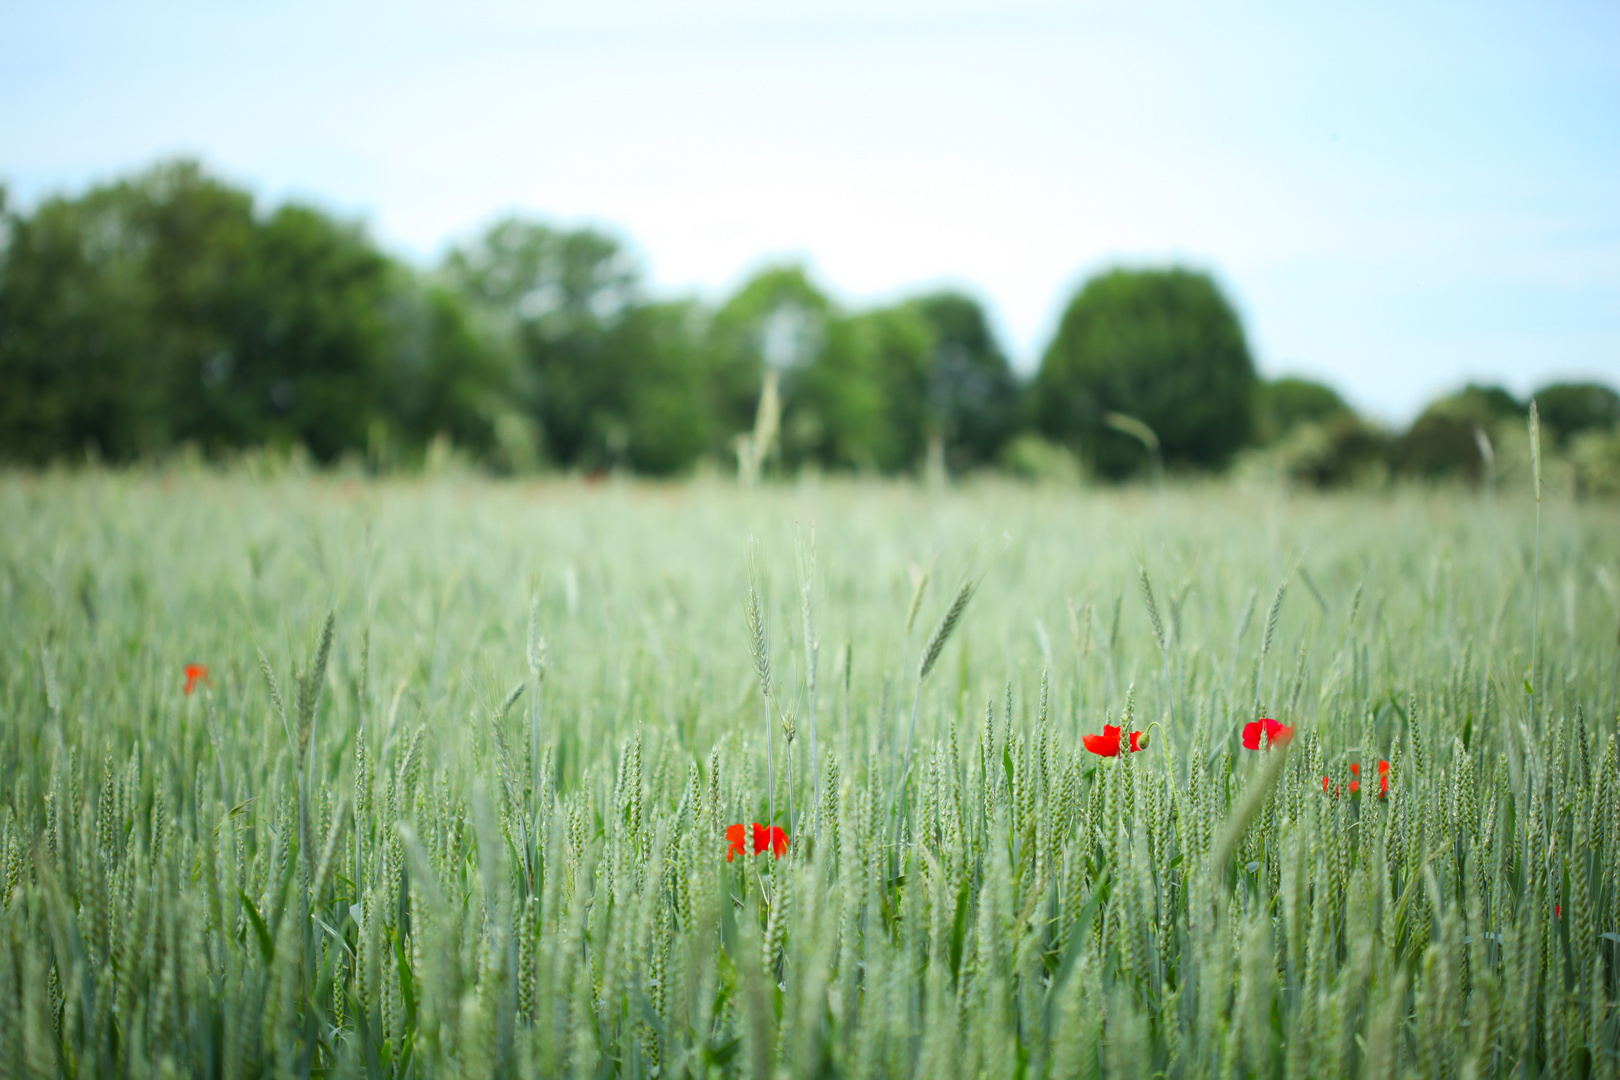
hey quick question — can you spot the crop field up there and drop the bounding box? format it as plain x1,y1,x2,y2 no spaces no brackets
1,469,1618,1079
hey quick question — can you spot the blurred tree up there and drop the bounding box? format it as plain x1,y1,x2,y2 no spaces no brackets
444,217,644,468
444,217,717,473
711,266,833,466
796,304,934,471
613,301,713,474
1277,414,1392,489
0,160,487,465
1392,383,1523,482
1034,268,1257,479
1532,381,1620,446
382,281,517,459
218,202,398,460
906,292,1021,470
1255,376,1351,444
0,162,255,460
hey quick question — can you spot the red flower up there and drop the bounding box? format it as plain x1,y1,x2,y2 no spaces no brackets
726,823,748,862
1082,725,1146,757
1349,762,1361,795
1556,904,1562,918
1377,760,1390,798
753,822,788,859
1322,776,1332,794
1083,725,1122,756
1241,717,1292,750
183,664,209,695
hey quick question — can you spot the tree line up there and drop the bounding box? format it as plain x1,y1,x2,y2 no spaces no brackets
1,160,1616,488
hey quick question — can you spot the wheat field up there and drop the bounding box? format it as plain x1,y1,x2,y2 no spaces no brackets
1,469,1617,1078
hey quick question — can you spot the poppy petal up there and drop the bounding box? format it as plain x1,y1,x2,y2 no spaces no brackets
726,823,747,862
1083,732,1119,757
1241,722,1261,750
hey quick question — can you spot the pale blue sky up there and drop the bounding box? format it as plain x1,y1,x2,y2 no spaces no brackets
3,0,1617,421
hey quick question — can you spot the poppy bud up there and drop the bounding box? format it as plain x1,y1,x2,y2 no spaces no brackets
1135,730,1150,750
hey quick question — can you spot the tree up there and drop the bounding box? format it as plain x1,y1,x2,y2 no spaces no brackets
906,292,1020,470
0,161,259,461
795,304,934,471
1392,383,1524,482
382,281,517,459
443,217,646,468
1034,268,1257,479
710,265,833,466
1255,376,1351,444
1532,381,1620,446
612,301,714,474
444,217,722,473
218,202,399,460
0,160,457,465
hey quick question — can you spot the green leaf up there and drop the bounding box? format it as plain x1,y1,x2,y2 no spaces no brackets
239,890,275,964
391,927,418,1031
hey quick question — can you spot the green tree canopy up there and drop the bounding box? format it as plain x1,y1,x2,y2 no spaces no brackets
0,161,256,460
1034,268,1257,479
1533,381,1620,445
444,218,640,468
1392,383,1523,482
1255,376,1351,444
444,217,719,473
906,292,1020,470
0,160,467,463
794,304,934,471
711,266,832,459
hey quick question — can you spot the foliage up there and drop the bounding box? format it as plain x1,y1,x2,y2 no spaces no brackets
793,303,935,471
1391,384,1525,483
5,160,1617,489
0,473,1617,1077
442,217,655,470
709,266,834,468
1034,268,1258,479
997,433,1085,484
1571,428,1620,499
1273,413,1393,489
1535,382,1620,447
905,292,1022,470
0,161,498,465
1254,376,1351,445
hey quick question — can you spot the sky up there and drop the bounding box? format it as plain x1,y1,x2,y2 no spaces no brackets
3,0,1617,422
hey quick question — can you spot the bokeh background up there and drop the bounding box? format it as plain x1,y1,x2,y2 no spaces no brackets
2,0,1617,487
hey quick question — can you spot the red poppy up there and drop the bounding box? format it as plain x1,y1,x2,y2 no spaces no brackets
183,664,209,695
1377,760,1390,798
1241,717,1292,750
726,823,748,862
1349,762,1361,795
753,822,789,859
1556,904,1562,918
1321,776,1332,794
1082,725,1146,757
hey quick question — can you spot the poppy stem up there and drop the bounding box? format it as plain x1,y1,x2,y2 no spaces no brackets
765,693,775,830
1143,721,1166,754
